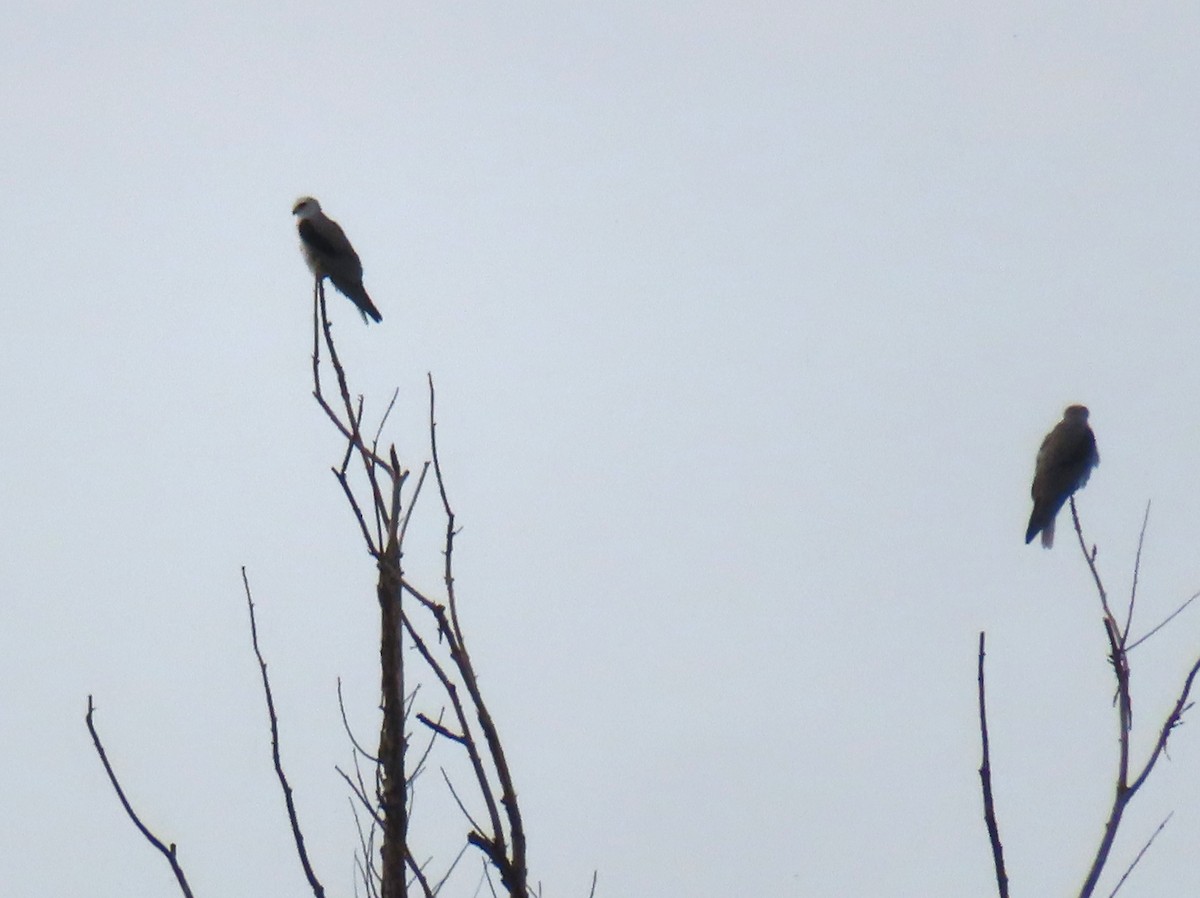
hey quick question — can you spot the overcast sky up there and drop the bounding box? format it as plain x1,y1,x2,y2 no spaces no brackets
5,2,1200,896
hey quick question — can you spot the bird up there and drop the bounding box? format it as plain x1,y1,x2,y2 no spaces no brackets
292,197,383,323
1025,405,1100,548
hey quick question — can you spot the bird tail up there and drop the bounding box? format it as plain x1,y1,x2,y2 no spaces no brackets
362,300,383,323
330,275,384,323
355,289,383,324
1025,506,1056,548
1040,518,1055,549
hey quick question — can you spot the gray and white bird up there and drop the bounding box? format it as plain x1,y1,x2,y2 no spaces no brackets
292,197,383,323
1025,405,1100,548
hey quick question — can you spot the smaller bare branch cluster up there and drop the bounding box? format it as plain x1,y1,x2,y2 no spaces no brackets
978,499,1200,898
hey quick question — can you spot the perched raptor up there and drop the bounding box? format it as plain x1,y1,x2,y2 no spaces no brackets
292,196,383,323
1025,405,1099,548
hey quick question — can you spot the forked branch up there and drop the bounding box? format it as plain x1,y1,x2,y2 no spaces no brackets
312,291,528,897
980,502,1200,897
1068,502,1200,898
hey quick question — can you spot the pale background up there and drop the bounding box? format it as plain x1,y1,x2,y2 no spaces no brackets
4,2,1200,896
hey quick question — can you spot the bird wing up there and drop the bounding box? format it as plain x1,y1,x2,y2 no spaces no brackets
297,211,381,323
298,218,354,263
1033,421,1098,499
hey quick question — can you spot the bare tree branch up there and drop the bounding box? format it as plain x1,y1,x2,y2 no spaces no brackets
339,676,381,764
1108,812,1173,897
312,298,531,896
407,852,438,898
1127,590,1200,653
430,842,473,897
91,273,542,898
1071,499,1118,629
1121,502,1152,643
399,609,504,841
399,461,431,549
349,796,382,898
338,765,385,828
417,713,466,744
442,768,489,837
1127,657,1200,795
85,697,196,898
243,567,326,898
976,632,1009,898
427,374,528,896
410,704,445,782
1069,504,1200,898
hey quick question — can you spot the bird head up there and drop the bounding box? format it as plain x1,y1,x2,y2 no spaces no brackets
292,196,322,219
1064,404,1090,421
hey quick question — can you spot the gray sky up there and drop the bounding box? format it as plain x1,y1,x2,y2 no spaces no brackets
4,2,1200,896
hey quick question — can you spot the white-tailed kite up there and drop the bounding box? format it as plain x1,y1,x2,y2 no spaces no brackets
1025,405,1099,548
293,197,383,323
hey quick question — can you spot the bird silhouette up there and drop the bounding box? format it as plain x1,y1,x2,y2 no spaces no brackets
1025,405,1099,548
293,196,383,323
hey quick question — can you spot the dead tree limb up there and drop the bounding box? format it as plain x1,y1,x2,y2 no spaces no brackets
243,567,326,898
1068,500,1200,898
976,632,1009,898
312,282,528,897
981,501,1200,896
428,372,527,894
85,697,196,898
1109,812,1173,897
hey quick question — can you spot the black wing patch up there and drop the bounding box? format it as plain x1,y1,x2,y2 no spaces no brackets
298,219,344,258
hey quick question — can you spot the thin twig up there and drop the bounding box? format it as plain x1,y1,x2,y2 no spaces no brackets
430,842,473,897
407,851,438,898
1128,656,1200,795
1121,502,1152,645
338,677,381,763
311,281,394,475
428,375,527,896
1074,519,1132,898
375,388,401,447
399,462,431,550
426,376,462,630
1072,498,1115,621
400,580,443,614
417,712,466,744
338,757,372,809
976,633,1009,898
441,769,488,841
1127,590,1200,653
335,468,380,557
1108,811,1173,897
481,861,501,898
399,608,503,839
349,797,382,898
84,697,196,898
338,766,386,827
243,568,326,898
409,705,444,788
